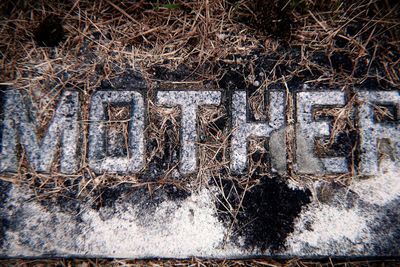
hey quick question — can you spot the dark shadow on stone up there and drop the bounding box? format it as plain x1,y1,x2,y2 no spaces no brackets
145,119,181,182
0,88,5,150
99,70,147,90
0,180,12,248
369,197,400,255
206,115,227,136
215,174,311,253
91,183,132,210
35,177,82,214
164,184,191,201
93,183,191,222
91,182,191,214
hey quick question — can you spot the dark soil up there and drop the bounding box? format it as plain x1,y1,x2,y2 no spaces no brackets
330,52,353,73
216,174,311,253
100,70,147,91
34,15,64,47
250,0,293,39
151,63,212,82
228,0,293,39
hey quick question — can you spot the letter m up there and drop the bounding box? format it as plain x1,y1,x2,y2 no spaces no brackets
0,89,80,174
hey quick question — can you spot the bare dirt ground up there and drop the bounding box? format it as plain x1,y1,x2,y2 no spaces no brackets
0,0,399,265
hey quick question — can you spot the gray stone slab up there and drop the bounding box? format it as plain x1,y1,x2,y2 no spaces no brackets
0,85,399,258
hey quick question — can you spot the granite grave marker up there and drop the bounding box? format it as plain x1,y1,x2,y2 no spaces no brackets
0,85,399,258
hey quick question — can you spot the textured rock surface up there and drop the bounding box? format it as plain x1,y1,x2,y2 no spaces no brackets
1,166,400,258
88,90,145,174
156,90,222,174
0,90,81,174
0,85,399,258
230,90,286,174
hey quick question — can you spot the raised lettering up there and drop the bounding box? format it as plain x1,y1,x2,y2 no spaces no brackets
156,90,222,174
295,91,347,174
357,91,399,175
0,89,80,173
230,90,286,174
88,91,145,174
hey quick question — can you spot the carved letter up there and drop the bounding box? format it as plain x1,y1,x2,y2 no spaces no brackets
230,91,286,174
357,90,399,175
88,91,145,174
156,90,221,174
0,89,80,174
295,91,347,174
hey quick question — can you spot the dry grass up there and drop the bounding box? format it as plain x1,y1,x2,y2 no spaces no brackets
1,0,398,176
0,0,399,262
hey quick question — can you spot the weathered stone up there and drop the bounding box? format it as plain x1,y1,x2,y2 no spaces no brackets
295,91,348,174
0,84,399,259
156,90,222,174
230,90,286,174
88,90,145,174
0,89,80,174
357,90,399,175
